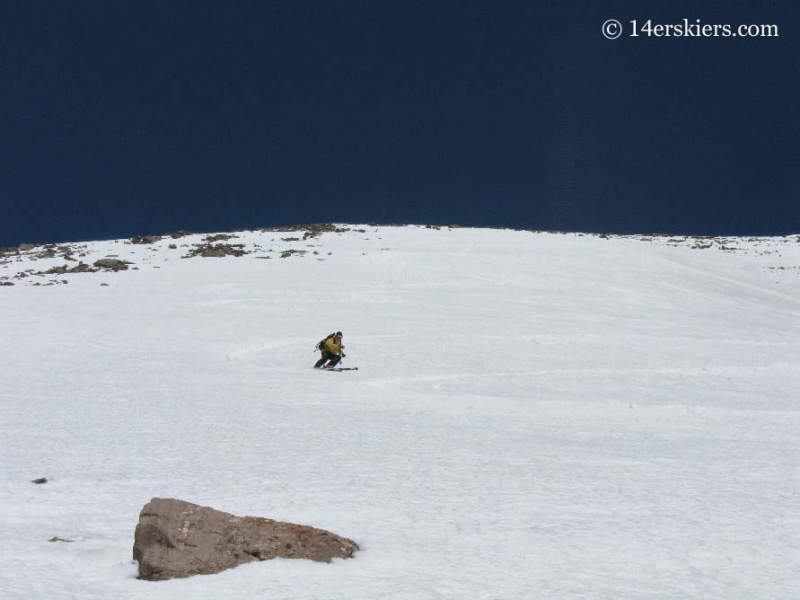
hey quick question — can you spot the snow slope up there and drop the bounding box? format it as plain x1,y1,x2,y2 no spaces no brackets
1,225,799,599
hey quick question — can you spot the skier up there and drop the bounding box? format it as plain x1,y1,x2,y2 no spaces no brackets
314,331,346,369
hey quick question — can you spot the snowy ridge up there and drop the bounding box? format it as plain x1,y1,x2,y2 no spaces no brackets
1,225,799,599
2,225,800,287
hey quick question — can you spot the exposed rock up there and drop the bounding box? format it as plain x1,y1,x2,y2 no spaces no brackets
131,235,162,244
36,262,97,276
19,243,37,251
183,243,248,258
168,230,193,239
133,498,358,581
49,536,73,543
280,249,307,258
203,234,238,243
38,249,57,259
259,223,351,240
91,258,133,271
1,281,14,286
94,259,132,271
31,477,48,484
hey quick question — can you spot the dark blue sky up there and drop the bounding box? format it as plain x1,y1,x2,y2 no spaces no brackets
2,1,798,246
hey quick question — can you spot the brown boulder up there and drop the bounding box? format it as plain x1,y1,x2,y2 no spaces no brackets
133,498,358,581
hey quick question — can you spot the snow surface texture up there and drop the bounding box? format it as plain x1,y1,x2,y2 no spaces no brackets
1,225,799,599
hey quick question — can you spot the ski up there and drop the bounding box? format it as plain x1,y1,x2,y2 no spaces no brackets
321,367,358,371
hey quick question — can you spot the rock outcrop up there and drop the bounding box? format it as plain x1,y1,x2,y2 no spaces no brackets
93,258,132,271
133,498,358,581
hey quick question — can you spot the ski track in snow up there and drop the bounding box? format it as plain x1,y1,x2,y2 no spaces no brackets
1,226,799,599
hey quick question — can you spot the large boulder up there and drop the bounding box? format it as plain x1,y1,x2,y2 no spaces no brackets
133,498,359,581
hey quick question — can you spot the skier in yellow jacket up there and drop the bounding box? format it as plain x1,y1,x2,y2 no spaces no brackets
314,331,345,369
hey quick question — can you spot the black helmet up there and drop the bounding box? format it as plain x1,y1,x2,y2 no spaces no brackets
335,331,343,338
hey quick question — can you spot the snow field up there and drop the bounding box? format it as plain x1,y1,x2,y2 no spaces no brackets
1,226,799,599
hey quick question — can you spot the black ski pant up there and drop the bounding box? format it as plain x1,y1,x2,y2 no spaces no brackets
314,351,341,369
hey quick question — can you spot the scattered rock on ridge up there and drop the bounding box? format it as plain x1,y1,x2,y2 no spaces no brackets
203,234,238,243
133,498,358,581
261,223,351,240
94,258,133,271
280,249,307,258
32,477,48,484
131,235,162,244
36,262,96,276
183,243,249,258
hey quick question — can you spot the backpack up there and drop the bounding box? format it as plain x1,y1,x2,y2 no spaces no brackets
315,333,336,351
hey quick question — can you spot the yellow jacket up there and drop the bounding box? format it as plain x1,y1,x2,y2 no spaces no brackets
323,337,344,355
